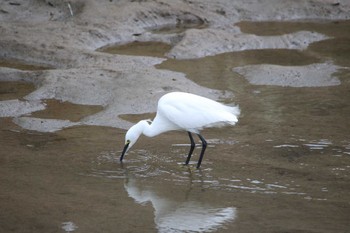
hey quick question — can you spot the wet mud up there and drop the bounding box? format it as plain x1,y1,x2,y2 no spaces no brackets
98,41,172,58
1,20,350,233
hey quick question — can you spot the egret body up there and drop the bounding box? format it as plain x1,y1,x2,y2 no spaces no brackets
120,92,240,168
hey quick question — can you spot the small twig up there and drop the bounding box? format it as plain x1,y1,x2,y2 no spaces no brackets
67,2,73,16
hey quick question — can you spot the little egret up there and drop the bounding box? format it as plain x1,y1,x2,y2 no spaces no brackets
120,92,240,168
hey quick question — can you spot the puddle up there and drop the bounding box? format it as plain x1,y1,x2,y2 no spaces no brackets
0,81,35,101
98,41,172,58
30,99,103,122
0,81,45,117
0,59,52,70
236,20,350,68
236,20,350,37
150,22,207,34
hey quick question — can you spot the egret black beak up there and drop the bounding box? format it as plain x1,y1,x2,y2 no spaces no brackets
120,142,130,162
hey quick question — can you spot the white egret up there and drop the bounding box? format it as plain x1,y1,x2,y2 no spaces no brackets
120,92,240,168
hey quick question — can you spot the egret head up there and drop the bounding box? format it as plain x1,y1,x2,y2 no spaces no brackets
120,121,147,161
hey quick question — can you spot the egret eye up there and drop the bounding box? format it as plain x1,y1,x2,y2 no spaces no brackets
126,139,130,144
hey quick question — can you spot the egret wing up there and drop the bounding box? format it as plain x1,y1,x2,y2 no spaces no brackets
157,93,239,132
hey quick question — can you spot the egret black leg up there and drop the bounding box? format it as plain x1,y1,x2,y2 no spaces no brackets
196,134,207,169
185,132,195,165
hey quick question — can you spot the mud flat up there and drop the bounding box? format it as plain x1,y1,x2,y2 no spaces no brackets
1,0,350,233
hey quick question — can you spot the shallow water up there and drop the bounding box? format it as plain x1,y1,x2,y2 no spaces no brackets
1,20,350,232
30,99,103,122
0,81,36,101
149,21,207,34
0,59,52,70
98,41,172,58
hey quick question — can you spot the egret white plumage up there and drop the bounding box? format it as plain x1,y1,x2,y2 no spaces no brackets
120,92,240,168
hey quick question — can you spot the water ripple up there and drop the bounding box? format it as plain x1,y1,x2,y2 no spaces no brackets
88,149,311,199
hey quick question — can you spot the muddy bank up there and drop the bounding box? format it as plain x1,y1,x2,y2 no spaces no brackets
1,0,350,132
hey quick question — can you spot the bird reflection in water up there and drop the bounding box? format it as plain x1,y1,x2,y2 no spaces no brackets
122,166,237,233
